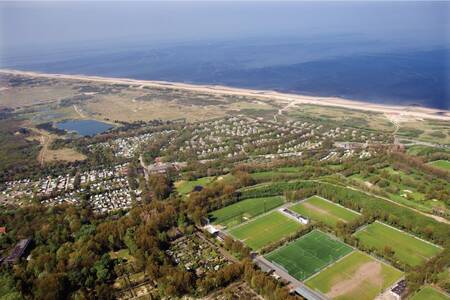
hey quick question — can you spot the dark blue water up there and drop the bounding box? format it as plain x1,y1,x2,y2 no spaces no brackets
56,120,113,137
1,1,449,109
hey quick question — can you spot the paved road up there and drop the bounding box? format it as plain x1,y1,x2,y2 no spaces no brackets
254,256,329,300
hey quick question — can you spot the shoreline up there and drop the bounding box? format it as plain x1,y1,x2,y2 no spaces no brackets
1,68,449,121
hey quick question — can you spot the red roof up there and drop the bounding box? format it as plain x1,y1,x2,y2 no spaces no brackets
0,227,6,234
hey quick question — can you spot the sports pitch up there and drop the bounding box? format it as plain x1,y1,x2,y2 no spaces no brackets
228,210,302,250
265,230,353,280
305,251,403,300
290,196,360,228
410,286,450,300
428,160,450,171
354,221,442,267
210,196,285,228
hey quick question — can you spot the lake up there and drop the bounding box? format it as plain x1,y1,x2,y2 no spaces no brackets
55,119,113,137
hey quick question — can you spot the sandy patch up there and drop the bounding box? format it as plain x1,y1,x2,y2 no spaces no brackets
327,261,382,299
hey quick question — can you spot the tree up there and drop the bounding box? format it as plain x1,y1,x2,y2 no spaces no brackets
148,174,171,200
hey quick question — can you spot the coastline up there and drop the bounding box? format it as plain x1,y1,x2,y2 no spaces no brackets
1,68,449,122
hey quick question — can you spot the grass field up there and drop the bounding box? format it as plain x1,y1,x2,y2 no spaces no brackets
354,222,442,267
306,251,403,300
228,211,302,250
210,196,285,228
290,196,360,228
410,286,450,300
175,177,214,195
428,160,450,171
265,230,353,280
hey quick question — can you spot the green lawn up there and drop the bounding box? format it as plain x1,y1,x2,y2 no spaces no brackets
175,177,214,195
428,160,450,171
290,196,360,228
228,211,302,250
209,196,285,228
410,286,450,300
265,230,353,280
306,251,403,300
354,222,442,267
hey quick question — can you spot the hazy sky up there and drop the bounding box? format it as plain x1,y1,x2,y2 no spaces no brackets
1,1,449,53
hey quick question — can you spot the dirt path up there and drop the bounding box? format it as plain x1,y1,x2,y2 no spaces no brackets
327,261,382,299
73,104,86,118
274,99,296,122
34,130,52,166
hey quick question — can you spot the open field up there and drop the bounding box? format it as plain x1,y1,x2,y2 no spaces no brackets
290,196,360,228
306,251,403,300
428,160,450,171
228,211,302,250
210,196,285,228
410,286,450,300
287,104,395,132
265,230,353,281
27,129,86,165
354,222,442,267
397,118,450,145
175,177,214,195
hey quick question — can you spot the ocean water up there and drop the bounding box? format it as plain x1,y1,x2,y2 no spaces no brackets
1,1,449,109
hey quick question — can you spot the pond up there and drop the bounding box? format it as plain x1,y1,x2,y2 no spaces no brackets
55,119,113,137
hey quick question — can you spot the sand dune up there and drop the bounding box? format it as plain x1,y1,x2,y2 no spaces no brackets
1,68,449,122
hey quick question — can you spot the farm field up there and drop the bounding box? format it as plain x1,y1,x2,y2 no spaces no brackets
265,230,353,280
175,177,214,195
428,160,450,171
228,211,302,250
410,286,450,300
354,222,442,267
305,251,403,300
210,196,285,228
290,196,360,228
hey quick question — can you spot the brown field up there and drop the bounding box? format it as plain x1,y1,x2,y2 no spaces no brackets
28,129,86,165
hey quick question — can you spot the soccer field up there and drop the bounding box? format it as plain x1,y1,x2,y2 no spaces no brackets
306,251,403,300
290,196,360,228
265,230,353,281
428,160,450,171
410,286,450,300
210,196,285,228
354,221,442,267
228,211,302,250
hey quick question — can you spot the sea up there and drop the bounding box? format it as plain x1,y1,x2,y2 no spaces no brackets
1,1,449,109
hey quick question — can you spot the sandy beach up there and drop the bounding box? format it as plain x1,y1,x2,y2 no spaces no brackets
1,68,449,122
